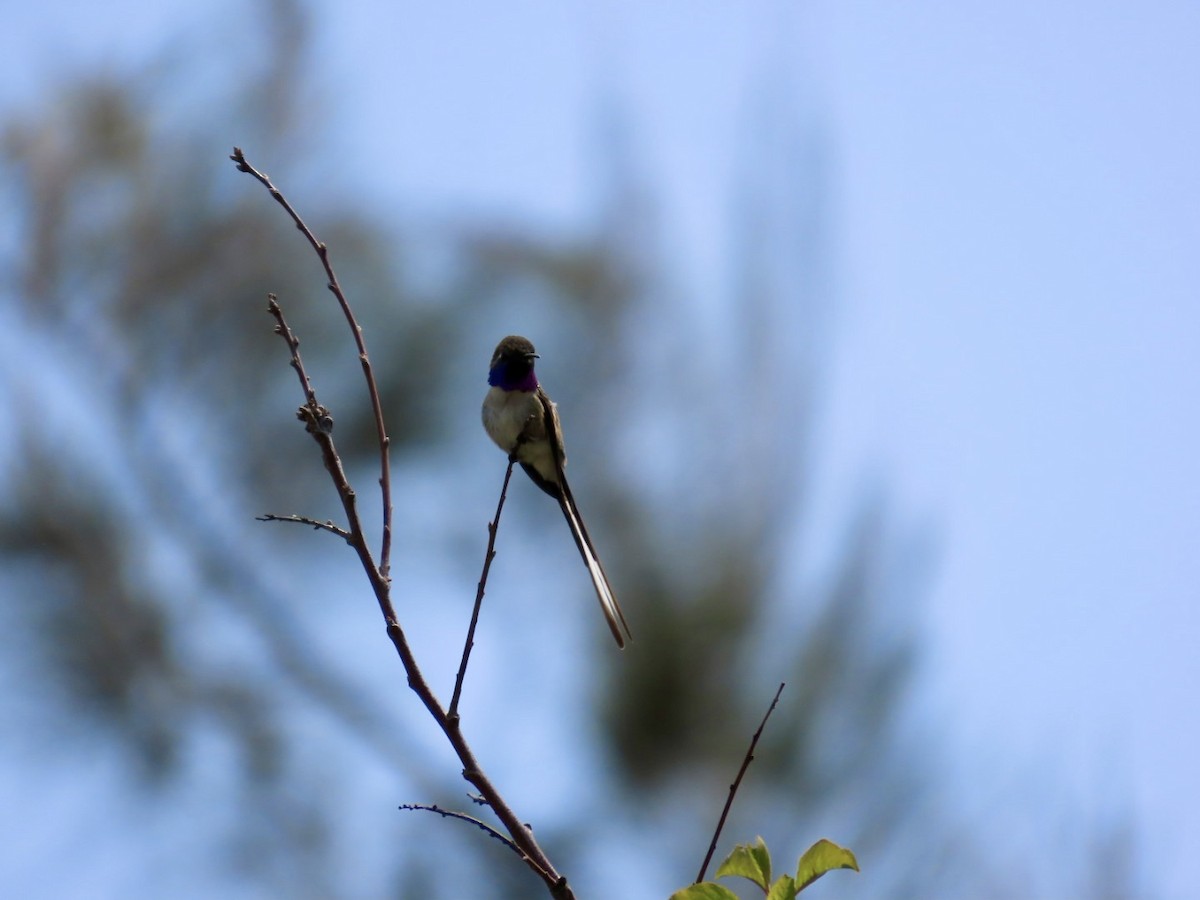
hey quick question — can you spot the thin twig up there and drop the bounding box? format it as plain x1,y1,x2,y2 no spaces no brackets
235,150,574,899
232,149,393,580
449,459,516,720
696,682,786,884
257,513,352,543
381,622,574,897
398,803,533,864
263,295,381,596
265,292,319,407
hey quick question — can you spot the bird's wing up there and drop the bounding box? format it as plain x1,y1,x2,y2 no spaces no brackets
536,389,632,647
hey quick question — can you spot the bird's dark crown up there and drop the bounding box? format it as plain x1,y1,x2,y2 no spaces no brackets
488,335,539,390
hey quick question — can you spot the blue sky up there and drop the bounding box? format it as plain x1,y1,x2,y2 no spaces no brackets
4,0,1198,895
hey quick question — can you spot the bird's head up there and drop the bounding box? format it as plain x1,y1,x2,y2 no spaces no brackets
487,335,540,390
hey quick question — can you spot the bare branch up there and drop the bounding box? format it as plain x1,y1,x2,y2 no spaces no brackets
261,294,384,602
696,682,787,883
449,459,516,720
234,149,575,899
264,292,319,407
232,149,393,579
398,803,531,865
256,513,352,543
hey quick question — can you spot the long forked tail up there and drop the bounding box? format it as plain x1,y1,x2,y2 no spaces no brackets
556,478,632,648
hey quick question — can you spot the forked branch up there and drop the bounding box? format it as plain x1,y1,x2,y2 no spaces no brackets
233,148,575,900
231,148,393,579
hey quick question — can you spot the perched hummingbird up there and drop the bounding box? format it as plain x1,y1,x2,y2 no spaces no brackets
481,335,631,648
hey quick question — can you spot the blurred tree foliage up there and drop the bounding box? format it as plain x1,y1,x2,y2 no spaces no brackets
0,2,1139,898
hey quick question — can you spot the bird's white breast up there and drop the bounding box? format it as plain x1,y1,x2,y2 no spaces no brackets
482,386,562,485
482,386,537,451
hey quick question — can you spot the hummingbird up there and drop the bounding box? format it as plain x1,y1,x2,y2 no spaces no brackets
481,335,631,648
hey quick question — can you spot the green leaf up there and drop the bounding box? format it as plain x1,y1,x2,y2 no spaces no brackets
669,884,741,900
714,836,773,890
795,839,860,892
767,874,799,900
